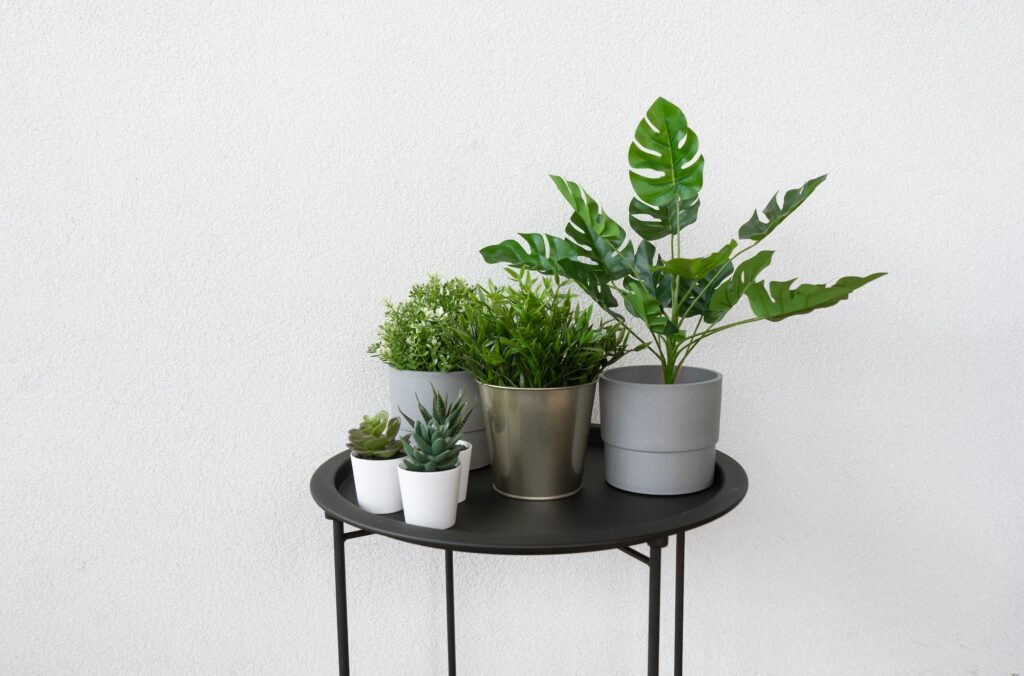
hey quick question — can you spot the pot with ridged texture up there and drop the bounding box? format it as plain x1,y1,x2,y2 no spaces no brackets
599,365,721,496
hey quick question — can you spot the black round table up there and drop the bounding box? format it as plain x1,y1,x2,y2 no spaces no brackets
310,427,747,676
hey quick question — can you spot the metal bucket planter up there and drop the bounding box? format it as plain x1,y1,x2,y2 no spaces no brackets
478,381,596,500
388,368,490,469
599,365,722,496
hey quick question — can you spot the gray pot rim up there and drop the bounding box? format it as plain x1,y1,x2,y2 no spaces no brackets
476,380,598,393
387,366,472,376
600,364,722,387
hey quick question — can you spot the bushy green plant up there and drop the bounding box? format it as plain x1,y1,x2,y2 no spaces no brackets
399,388,470,472
481,97,885,384
346,411,405,460
368,275,475,372
455,270,631,388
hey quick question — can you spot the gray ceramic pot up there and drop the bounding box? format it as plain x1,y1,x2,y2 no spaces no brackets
599,365,722,495
478,381,596,500
388,368,490,469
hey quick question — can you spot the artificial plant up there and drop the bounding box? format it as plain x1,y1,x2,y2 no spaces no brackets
368,275,475,372
481,97,885,384
455,270,631,388
346,411,405,460
399,388,471,472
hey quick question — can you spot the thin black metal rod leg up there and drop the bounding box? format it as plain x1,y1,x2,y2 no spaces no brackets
674,533,685,676
332,521,350,676
445,549,456,676
648,540,663,676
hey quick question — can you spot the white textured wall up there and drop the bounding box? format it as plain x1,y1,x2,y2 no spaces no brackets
2,2,1022,674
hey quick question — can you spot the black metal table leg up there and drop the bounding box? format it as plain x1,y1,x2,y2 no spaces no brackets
674,532,685,675
648,538,667,675
333,521,350,676
445,549,456,676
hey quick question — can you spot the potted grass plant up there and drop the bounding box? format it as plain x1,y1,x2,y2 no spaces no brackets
397,393,469,529
455,270,630,500
481,97,885,495
369,275,490,469
346,411,406,514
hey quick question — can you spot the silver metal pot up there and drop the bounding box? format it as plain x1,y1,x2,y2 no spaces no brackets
478,381,596,500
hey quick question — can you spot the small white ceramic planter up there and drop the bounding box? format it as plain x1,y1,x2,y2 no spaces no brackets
350,454,404,514
457,442,473,503
397,464,461,529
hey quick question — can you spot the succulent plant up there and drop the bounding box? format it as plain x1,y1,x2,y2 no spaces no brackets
346,411,405,460
399,388,472,472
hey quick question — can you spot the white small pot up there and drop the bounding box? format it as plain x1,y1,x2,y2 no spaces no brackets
457,442,473,503
397,464,461,529
350,454,404,514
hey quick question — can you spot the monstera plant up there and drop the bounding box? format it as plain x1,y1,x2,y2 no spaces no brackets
481,97,884,385
480,97,885,496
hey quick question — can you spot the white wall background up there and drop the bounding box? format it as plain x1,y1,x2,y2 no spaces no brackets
2,2,1022,674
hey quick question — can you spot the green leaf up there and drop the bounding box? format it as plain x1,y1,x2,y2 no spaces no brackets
480,234,577,275
745,272,886,321
623,280,679,335
630,240,672,306
706,251,775,323
628,97,704,241
659,240,737,281
738,175,827,242
549,176,631,278
559,259,620,313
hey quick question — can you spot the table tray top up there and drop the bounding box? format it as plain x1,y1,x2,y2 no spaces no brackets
310,428,747,554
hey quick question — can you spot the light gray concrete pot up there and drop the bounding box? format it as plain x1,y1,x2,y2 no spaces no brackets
388,368,490,469
478,381,596,500
599,365,721,495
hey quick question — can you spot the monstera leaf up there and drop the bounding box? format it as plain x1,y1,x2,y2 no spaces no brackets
559,258,621,312
630,240,672,306
659,240,737,280
623,280,678,335
738,175,827,242
480,233,577,275
745,272,886,321
705,250,775,323
550,176,632,278
628,98,704,241
680,259,734,319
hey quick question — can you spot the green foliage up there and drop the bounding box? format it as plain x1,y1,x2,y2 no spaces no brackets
738,175,827,242
368,275,475,372
399,388,470,472
706,251,774,324
454,270,631,388
658,241,737,281
744,273,886,321
346,411,405,460
480,97,884,383
402,385,473,439
628,97,704,240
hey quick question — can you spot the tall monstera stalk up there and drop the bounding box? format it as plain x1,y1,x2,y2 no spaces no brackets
481,97,885,384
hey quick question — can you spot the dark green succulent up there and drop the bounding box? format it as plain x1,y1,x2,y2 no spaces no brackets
399,388,471,472
346,411,405,460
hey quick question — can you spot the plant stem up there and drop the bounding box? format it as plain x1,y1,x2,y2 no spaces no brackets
678,317,763,351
